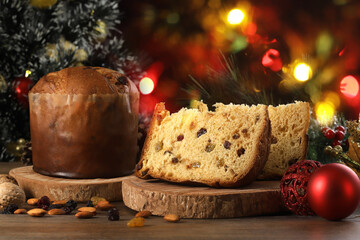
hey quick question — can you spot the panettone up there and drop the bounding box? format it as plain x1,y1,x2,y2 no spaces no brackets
135,101,271,187
258,102,310,179
29,66,139,178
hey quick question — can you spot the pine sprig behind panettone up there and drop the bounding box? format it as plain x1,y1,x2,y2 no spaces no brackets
188,53,309,107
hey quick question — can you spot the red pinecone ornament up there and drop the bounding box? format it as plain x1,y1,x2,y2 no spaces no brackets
280,160,322,216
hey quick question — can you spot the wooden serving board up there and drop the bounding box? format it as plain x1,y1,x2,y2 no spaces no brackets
122,176,287,219
9,166,131,202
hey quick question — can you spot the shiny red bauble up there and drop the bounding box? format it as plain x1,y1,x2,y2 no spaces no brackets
12,76,33,106
308,163,360,221
280,160,323,216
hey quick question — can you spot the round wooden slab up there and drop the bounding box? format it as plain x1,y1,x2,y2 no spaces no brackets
122,176,287,218
9,166,132,202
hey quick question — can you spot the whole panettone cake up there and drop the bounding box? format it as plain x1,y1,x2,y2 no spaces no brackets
29,66,139,178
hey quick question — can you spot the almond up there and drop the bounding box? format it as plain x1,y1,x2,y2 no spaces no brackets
48,209,66,215
27,208,47,217
78,207,96,213
27,198,39,206
164,214,180,222
135,210,152,218
96,201,115,211
75,211,94,219
52,200,67,206
14,209,27,214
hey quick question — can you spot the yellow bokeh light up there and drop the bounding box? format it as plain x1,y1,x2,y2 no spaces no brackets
315,101,335,126
139,77,155,95
227,9,245,25
293,63,312,82
25,70,32,78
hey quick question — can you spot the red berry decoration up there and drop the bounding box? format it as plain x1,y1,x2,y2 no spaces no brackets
335,130,345,140
308,163,360,221
335,126,345,133
324,128,335,139
280,160,323,216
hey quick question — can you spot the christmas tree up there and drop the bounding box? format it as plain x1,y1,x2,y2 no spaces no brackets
0,0,143,161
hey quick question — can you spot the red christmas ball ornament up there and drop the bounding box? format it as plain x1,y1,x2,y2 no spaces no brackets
12,76,34,106
280,160,323,216
335,130,345,140
308,163,360,221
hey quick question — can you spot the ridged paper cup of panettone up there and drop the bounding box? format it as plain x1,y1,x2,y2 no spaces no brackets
29,66,139,178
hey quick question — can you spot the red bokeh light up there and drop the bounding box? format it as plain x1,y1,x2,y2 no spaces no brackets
262,49,283,72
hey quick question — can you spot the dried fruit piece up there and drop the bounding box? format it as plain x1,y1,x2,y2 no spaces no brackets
216,159,224,168
14,209,27,214
177,134,184,141
78,207,96,214
90,196,107,206
127,217,145,227
52,200,67,206
107,208,119,221
224,141,231,149
155,142,163,152
27,198,39,206
237,148,245,157
75,211,94,219
48,209,66,215
135,210,152,218
27,208,47,217
37,196,50,210
164,214,180,222
232,133,240,139
197,128,207,138
171,158,179,164
205,143,215,152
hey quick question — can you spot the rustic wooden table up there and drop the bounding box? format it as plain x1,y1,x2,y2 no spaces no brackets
1,162,360,240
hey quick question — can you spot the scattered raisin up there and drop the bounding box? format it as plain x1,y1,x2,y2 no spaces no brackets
205,143,215,152
108,208,120,221
224,141,231,149
237,148,245,157
171,158,179,164
197,128,207,138
155,142,163,152
63,199,77,213
232,133,240,139
37,196,50,210
127,217,145,227
177,134,184,141
241,129,248,134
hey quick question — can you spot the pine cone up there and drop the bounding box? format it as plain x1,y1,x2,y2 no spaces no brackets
20,142,32,166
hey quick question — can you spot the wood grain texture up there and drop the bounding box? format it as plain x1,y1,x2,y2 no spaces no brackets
122,176,287,218
9,166,131,202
